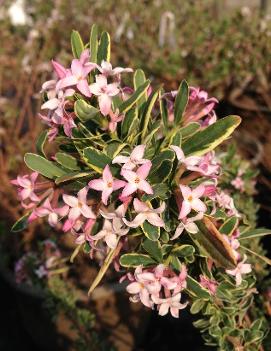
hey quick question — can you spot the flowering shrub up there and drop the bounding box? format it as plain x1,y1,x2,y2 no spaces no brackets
11,25,271,350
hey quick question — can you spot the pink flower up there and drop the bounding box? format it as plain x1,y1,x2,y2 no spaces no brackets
152,293,188,318
97,60,133,78
89,75,120,115
231,177,245,192
51,60,68,79
171,212,203,240
88,165,126,205
113,145,149,170
56,49,96,97
92,218,128,249
226,255,252,286
123,198,165,228
183,87,218,125
100,203,127,230
108,109,123,132
170,145,201,169
126,266,156,308
215,191,239,217
188,152,220,177
121,162,153,197
11,172,40,202
31,198,69,227
199,275,218,295
179,184,207,219
63,187,96,231
223,233,240,261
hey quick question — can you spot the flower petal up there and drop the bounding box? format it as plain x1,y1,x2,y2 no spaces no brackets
136,162,152,180
63,194,78,208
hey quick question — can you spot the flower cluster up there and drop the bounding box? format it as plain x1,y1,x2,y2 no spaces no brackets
12,27,262,324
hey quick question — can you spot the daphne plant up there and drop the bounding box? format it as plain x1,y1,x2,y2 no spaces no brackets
11,25,271,350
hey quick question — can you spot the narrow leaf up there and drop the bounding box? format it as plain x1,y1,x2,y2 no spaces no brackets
142,239,163,262
133,69,147,106
97,31,110,64
90,24,98,63
11,213,30,232
71,30,84,58
119,253,156,267
119,80,150,114
240,245,271,266
83,147,112,173
36,130,47,157
24,153,66,179
174,80,189,125
182,115,241,156
88,243,119,295
186,275,211,299
140,89,160,142
239,228,271,240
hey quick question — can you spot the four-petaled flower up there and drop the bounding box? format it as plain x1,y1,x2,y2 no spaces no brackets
11,172,40,202
88,165,126,205
89,75,120,115
179,184,207,219
30,198,69,227
171,212,203,240
113,145,149,170
123,198,165,228
97,60,133,78
152,293,188,318
226,255,252,286
57,49,96,97
92,218,128,249
171,145,201,169
63,187,96,231
121,162,153,197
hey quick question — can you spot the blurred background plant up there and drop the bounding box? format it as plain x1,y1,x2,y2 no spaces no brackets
1,0,271,350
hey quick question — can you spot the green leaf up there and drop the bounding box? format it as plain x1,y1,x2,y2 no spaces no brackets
55,171,91,185
142,238,163,262
36,130,47,157
119,253,155,267
88,243,119,295
105,141,127,159
182,115,241,156
83,147,112,173
180,122,201,139
74,100,103,126
140,89,160,142
190,299,206,314
149,149,175,183
11,213,30,232
133,69,147,107
174,80,189,125
239,227,271,240
141,221,160,241
71,30,84,58
219,217,239,236
55,152,79,170
121,108,139,139
90,24,98,63
159,90,168,129
119,80,150,114
172,244,195,257
24,153,66,179
186,275,211,299
240,245,271,266
97,31,110,64
142,184,170,201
